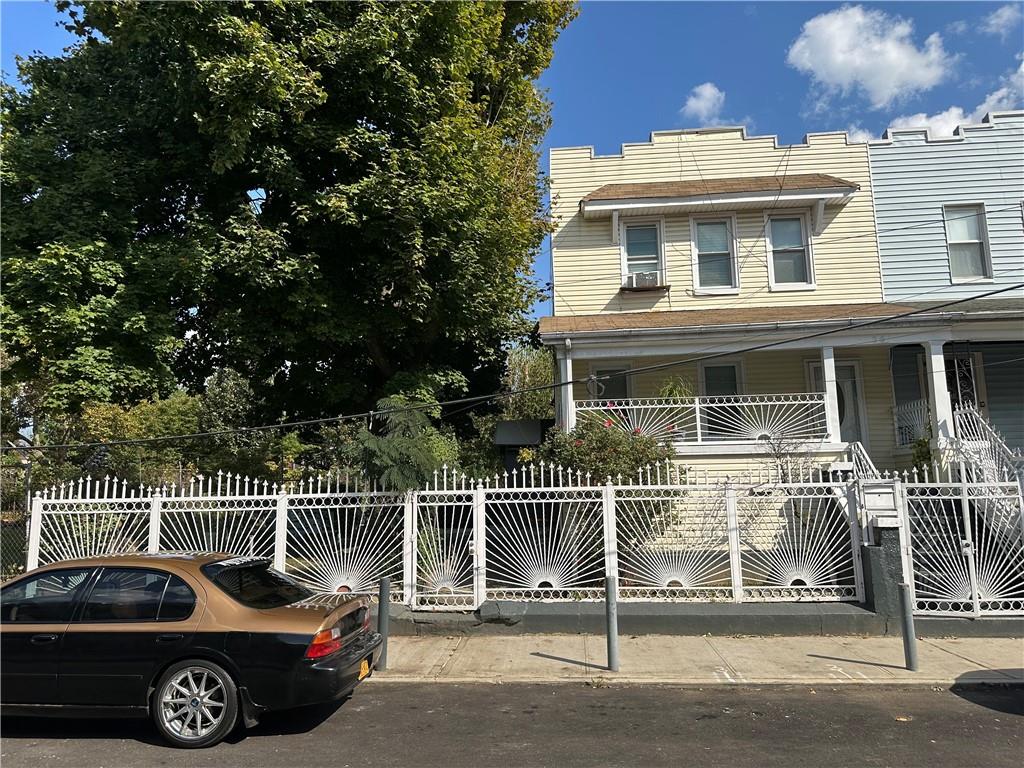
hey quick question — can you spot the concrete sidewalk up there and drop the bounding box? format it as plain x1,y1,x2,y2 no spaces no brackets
371,634,1024,686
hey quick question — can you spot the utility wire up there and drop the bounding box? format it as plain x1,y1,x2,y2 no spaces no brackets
5,282,1021,455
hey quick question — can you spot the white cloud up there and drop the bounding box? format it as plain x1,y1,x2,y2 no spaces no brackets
681,82,726,124
845,124,876,143
889,106,971,137
946,20,969,36
679,82,753,129
887,59,1024,137
982,4,1023,41
787,5,953,109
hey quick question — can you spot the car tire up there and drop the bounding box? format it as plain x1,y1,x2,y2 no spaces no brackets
152,659,239,748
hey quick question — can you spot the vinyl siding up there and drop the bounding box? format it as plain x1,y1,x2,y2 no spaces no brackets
550,130,883,316
868,112,1024,301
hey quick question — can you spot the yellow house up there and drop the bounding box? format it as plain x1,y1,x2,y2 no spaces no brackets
539,125,1023,478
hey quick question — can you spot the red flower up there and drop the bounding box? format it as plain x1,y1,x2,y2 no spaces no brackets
603,419,613,427
574,439,583,447
632,428,642,435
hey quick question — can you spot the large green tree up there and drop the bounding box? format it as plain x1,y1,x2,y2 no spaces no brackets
2,1,574,425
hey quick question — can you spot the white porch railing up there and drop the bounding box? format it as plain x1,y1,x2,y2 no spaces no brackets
575,393,829,445
894,398,930,448
953,404,1024,487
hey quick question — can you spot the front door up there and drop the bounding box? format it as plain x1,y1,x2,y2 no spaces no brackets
0,567,95,704
810,362,867,445
60,567,201,708
945,349,989,417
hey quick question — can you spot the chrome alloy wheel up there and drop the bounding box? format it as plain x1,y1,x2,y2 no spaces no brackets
159,666,227,741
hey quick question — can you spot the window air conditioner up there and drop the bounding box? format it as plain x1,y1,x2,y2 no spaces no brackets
625,270,661,289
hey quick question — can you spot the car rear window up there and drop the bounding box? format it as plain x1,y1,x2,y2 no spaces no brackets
203,560,312,609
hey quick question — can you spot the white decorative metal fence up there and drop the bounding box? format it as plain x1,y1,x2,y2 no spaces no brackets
26,464,865,609
902,466,1024,617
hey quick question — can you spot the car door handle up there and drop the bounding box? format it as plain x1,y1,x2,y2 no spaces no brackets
156,633,184,643
30,634,58,645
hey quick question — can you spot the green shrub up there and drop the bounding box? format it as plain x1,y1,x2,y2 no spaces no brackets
538,419,673,482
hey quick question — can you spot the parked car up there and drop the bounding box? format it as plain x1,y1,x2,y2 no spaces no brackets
0,553,382,748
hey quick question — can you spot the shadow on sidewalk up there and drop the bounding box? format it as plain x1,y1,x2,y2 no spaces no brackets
805,653,905,671
531,652,608,671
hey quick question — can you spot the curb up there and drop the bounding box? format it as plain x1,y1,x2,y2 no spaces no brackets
368,675,1024,686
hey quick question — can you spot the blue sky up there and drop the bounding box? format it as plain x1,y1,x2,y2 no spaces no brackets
3,1,1022,317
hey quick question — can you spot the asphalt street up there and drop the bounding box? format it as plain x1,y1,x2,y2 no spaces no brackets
1,683,1021,768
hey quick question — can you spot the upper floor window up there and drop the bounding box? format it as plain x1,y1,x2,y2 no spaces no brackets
943,205,991,281
691,217,738,293
767,215,815,290
621,221,664,288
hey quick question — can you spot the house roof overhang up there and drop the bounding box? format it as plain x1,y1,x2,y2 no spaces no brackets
579,174,859,220
538,299,1024,346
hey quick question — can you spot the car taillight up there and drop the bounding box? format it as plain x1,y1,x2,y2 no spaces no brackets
305,627,343,659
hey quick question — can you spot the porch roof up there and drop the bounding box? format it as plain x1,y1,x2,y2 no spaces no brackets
580,174,858,219
538,299,1024,339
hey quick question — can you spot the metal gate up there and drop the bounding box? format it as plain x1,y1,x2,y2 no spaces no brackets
903,479,1024,616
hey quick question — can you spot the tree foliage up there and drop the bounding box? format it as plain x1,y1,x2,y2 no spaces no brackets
2,1,575,425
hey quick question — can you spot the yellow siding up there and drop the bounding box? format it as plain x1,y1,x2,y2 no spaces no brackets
550,130,883,315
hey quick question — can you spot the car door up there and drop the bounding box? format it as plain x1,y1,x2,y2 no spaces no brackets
59,567,202,708
0,567,95,705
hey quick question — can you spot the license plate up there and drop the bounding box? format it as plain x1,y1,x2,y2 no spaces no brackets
358,659,370,680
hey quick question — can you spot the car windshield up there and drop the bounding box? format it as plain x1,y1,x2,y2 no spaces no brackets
204,561,313,609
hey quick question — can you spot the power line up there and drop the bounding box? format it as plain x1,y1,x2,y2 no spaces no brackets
5,282,1021,455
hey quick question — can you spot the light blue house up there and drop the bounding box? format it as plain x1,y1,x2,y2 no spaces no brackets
869,111,1024,453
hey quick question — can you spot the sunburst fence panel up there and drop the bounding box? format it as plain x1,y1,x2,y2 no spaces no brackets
736,483,862,601
284,492,406,601
159,496,276,558
412,490,476,610
483,487,605,601
904,480,1024,616
33,499,152,566
614,486,733,601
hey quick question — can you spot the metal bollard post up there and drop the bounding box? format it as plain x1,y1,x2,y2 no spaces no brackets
898,583,918,672
605,576,619,672
376,577,390,671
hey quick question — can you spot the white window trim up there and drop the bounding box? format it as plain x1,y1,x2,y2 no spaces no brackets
590,362,633,400
805,358,870,449
942,202,993,284
698,360,745,396
765,211,816,291
618,217,666,286
689,213,740,295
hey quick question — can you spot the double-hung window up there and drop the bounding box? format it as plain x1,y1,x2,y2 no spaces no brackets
691,217,737,292
622,222,663,287
943,205,991,281
767,215,814,289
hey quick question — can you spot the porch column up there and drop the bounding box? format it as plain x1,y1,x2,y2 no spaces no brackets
557,340,576,433
821,346,842,442
924,340,954,443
